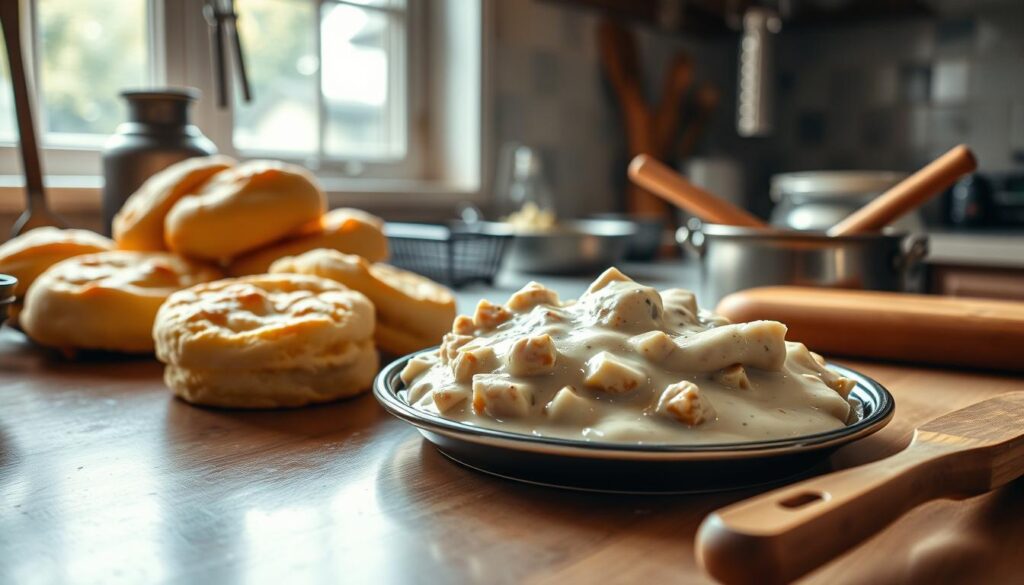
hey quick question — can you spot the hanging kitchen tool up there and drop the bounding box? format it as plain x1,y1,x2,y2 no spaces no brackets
735,6,781,137
0,0,64,237
697,392,1024,585
204,0,252,108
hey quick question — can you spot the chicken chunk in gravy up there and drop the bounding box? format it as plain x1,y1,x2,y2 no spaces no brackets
401,268,856,444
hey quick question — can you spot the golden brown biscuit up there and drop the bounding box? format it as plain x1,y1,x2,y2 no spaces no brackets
164,341,378,408
270,249,455,355
226,208,388,276
164,160,326,262
113,155,235,251
154,273,377,407
155,273,375,370
0,227,114,298
20,251,220,353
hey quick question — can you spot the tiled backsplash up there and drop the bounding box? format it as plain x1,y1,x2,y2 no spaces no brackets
493,0,1024,220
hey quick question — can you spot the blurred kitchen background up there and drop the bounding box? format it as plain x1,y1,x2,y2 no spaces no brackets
0,0,1022,293
493,0,1024,221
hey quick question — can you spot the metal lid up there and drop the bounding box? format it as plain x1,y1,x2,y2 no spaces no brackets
770,171,906,201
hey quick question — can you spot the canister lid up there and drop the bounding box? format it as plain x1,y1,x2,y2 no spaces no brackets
770,171,906,201
0,273,16,295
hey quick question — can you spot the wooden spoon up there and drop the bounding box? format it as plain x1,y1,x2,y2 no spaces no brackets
696,392,1024,585
828,144,976,236
628,154,767,228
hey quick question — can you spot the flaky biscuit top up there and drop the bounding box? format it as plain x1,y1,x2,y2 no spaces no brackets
0,227,114,296
39,251,219,298
18,251,221,353
154,273,375,371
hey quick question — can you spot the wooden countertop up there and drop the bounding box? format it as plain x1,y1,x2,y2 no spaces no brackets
2,326,1024,584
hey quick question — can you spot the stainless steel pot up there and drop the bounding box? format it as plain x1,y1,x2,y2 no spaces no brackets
677,221,928,306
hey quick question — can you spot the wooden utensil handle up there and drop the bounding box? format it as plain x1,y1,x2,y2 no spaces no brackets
628,155,767,228
828,145,976,236
697,443,972,585
0,0,46,199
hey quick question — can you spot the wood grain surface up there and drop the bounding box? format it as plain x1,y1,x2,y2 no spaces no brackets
2,325,1024,585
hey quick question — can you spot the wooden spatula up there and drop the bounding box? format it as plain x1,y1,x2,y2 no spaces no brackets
696,392,1024,585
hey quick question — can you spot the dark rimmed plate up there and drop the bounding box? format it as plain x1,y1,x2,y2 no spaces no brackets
374,348,895,493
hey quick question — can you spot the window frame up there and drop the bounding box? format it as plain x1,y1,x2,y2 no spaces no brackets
0,0,491,214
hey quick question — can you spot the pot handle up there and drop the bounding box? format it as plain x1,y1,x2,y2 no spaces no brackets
676,219,706,257
895,233,929,290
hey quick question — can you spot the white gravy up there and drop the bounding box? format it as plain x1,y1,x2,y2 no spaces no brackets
400,268,856,445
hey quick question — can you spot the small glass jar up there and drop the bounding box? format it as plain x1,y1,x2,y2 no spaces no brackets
770,171,924,233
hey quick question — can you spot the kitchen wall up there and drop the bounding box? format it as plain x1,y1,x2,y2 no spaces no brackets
493,0,1024,220
492,0,707,218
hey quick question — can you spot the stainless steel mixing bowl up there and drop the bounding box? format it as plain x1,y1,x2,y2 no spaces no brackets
483,219,636,274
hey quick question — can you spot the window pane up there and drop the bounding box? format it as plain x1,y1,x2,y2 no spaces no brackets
321,3,403,159
233,0,318,156
0,51,16,143
37,0,148,145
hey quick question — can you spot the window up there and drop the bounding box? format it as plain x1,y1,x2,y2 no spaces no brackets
0,0,485,203
0,0,150,147
234,0,409,163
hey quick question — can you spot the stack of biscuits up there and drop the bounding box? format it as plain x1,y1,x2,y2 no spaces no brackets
111,156,389,268
1,155,458,409
154,274,378,408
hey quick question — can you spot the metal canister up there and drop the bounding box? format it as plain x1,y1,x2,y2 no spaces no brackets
769,171,923,233
101,89,217,235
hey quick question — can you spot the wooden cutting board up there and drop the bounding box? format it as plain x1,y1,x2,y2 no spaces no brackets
716,287,1024,372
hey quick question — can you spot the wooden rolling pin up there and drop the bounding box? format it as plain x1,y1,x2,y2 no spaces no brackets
828,145,976,236
697,392,1024,585
628,154,767,228
715,287,1024,372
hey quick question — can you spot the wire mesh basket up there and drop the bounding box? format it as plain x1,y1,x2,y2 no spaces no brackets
385,223,512,288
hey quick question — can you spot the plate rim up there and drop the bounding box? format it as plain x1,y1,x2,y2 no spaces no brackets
373,347,895,461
